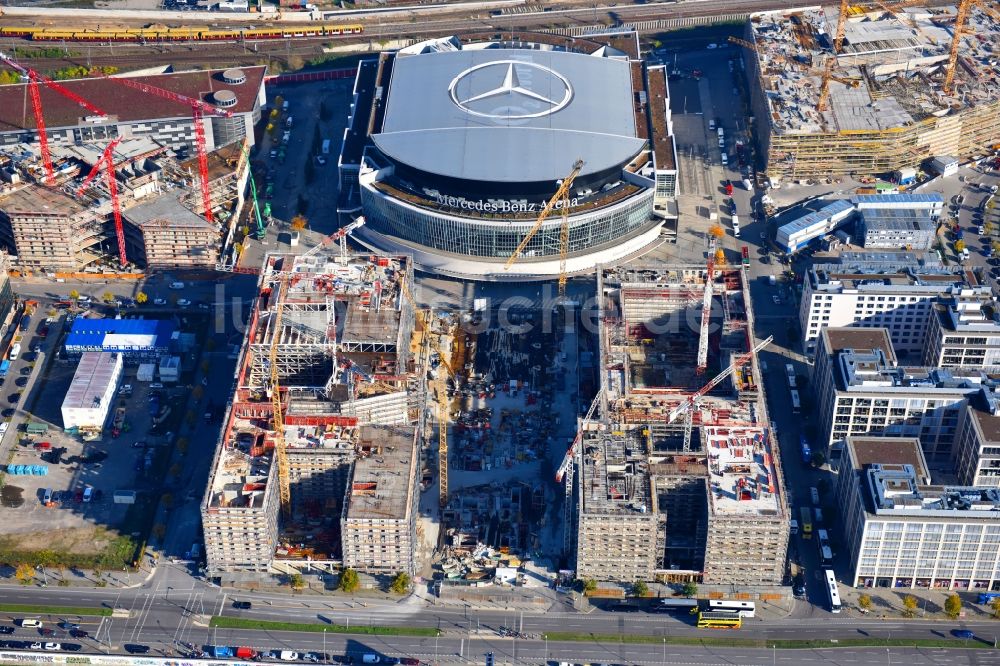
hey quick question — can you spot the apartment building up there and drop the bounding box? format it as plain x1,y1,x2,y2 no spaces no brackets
954,388,1000,487
814,327,982,465
839,436,1000,591
800,260,987,356
0,186,107,270
122,194,220,269
924,295,1000,370
340,425,419,576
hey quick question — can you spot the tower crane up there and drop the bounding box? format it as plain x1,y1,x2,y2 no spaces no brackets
425,322,455,507
943,0,982,94
75,138,128,267
558,200,571,300
666,335,773,424
107,76,235,224
504,159,584,272
696,258,715,374
817,63,862,113
267,277,292,516
0,51,107,186
300,217,367,263
727,36,759,52
554,389,603,484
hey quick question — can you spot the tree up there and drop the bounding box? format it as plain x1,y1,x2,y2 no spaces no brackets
233,241,244,257
176,437,189,454
69,289,80,300
152,523,167,540
708,224,725,240
339,567,360,593
902,594,918,617
169,463,182,479
810,450,827,468
290,214,308,231
103,291,114,303
858,594,873,612
289,573,306,591
944,593,962,619
161,493,174,509
582,578,598,594
990,596,1000,619
985,221,995,236
632,581,649,597
390,571,411,594
15,563,35,585
714,248,727,265
992,239,1000,257
954,239,966,253
681,581,699,598
135,291,148,304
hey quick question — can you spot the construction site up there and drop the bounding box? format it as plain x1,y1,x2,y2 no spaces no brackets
571,264,790,586
741,3,1000,181
202,249,423,583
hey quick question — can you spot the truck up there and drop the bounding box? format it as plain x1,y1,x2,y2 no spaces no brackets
236,647,258,659
210,646,234,659
800,435,812,466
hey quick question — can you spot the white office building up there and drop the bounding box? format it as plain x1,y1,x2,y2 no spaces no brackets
839,436,1000,591
953,388,1000,487
800,260,988,357
924,295,1000,370
775,199,854,253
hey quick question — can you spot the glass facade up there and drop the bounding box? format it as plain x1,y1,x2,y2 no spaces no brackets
655,171,677,200
362,183,654,260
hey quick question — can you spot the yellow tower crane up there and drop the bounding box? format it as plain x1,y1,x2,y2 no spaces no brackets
727,36,759,52
268,277,292,516
817,62,862,113
504,159,585,285
943,0,982,94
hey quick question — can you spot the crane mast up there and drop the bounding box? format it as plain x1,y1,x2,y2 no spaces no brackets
268,278,292,516
504,159,585,271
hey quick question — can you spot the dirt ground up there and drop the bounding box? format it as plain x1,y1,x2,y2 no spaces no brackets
0,525,113,556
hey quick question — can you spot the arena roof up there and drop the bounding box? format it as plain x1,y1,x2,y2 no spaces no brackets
374,49,643,184
0,66,266,133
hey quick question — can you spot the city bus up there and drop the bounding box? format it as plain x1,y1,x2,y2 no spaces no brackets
785,363,797,388
824,569,842,613
707,599,756,618
655,598,699,612
697,610,741,629
799,506,813,539
790,389,801,412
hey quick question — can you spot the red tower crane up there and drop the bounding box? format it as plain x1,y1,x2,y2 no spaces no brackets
75,137,128,267
108,76,234,224
0,51,107,186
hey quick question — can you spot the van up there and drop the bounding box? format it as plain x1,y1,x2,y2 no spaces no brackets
19,619,42,628
810,487,820,505
362,655,381,664
322,139,331,155
279,652,300,662
717,128,725,138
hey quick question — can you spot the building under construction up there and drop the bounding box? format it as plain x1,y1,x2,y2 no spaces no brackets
743,5,1000,182
0,139,249,271
573,265,789,586
202,250,423,584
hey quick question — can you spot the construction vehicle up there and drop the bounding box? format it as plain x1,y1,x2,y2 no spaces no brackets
107,75,235,224
0,50,107,186
504,159,585,290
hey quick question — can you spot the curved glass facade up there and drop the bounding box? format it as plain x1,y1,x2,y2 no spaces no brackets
361,183,654,260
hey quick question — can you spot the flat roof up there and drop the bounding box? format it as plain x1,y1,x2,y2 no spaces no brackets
779,199,854,236
705,426,780,516
375,47,643,183
821,327,896,364
0,66,266,133
62,351,120,411
345,425,416,521
123,192,214,230
0,185,85,217
846,436,928,479
65,318,176,352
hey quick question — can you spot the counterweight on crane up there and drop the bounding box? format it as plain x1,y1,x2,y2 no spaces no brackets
504,159,584,271
0,51,107,186
75,138,128,267
667,335,773,424
108,76,234,224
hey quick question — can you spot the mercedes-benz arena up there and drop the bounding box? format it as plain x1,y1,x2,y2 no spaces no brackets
338,32,678,280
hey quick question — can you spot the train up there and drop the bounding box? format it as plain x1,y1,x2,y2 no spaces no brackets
0,23,363,43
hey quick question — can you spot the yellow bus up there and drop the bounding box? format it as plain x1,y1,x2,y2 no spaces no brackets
697,611,742,629
800,506,813,539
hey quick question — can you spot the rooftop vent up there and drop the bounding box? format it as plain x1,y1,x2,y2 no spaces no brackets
213,90,238,108
221,68,247,85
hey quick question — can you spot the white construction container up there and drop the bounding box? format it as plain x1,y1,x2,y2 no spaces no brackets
137,363,156,382
61,352,123,431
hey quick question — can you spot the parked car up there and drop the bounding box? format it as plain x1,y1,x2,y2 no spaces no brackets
124,644,150,654
69,629,88,638
177,299,191,307
952,629,975,639
153,298,167,306
43,643,61,651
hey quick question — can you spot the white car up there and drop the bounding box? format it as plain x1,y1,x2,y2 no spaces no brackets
0,422,8,434
169,281,185,290
153,298,167,306
177,299,191,307
43,643,61,651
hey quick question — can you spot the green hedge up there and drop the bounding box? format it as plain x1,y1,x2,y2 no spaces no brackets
210,616,439,637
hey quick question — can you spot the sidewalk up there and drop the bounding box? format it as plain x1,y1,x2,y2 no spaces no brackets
837,583,996,620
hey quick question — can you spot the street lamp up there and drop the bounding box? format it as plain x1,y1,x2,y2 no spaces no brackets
322,629,326,663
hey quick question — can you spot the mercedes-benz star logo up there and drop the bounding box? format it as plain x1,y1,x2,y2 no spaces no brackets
448,60,573,120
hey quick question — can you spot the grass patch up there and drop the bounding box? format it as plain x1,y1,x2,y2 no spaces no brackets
0,603,111,617
542,632,994,650
210,616,439,637
0,529,138,570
